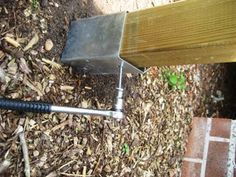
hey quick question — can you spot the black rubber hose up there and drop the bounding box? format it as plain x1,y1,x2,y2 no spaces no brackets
0,98,52,113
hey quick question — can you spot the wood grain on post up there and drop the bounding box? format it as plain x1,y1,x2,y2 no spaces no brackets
120,0,236,67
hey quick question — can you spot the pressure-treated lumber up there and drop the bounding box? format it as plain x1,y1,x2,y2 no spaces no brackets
120,0,236,67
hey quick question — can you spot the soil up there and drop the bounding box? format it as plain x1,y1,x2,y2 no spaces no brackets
194,63,236,119
0,0,235,177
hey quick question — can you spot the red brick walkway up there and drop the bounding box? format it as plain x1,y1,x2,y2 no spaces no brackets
181,118,236,177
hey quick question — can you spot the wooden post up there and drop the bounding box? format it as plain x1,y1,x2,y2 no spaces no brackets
120,0,236,67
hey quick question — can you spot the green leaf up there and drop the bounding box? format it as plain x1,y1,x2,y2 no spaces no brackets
178,74,186,84
122,143,130,155
162,69,186,91
169,74,178,86
177,84,186,90
32,0,39,9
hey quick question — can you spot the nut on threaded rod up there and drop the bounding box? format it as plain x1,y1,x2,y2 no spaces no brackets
115,88,123,111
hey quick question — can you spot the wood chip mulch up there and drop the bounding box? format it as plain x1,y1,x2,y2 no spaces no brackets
0,1,224,176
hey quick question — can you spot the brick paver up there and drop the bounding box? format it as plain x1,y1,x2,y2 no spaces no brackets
181,118,236,177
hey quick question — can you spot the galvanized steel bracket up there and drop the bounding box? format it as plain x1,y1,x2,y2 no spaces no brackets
61,12,148,74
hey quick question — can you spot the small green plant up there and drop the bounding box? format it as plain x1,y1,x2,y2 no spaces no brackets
32,0,39,10
122,143,130,155
162,70,186,90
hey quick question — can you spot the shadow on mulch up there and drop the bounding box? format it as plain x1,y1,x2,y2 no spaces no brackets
220,63,236,119
193,63,236,119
